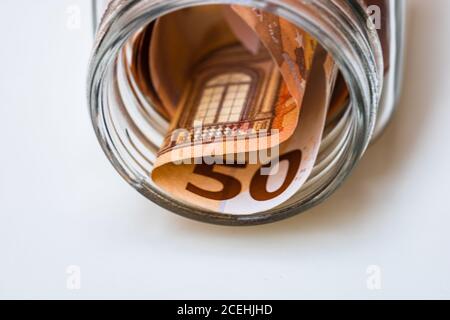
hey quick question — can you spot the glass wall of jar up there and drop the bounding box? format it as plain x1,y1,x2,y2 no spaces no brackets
88,0,405,225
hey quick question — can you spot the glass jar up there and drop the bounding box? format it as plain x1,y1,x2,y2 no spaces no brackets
88,0,405,225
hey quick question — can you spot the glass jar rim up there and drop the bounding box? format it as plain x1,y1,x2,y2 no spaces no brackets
88,0,384,225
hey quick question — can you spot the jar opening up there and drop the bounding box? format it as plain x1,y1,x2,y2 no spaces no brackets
89,0,383,225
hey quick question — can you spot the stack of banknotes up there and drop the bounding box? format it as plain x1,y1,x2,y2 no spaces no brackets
120,5,350,215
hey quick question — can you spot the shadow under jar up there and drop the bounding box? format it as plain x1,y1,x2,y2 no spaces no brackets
88,0,405,225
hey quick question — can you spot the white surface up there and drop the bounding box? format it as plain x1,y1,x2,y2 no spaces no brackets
0,0,449,299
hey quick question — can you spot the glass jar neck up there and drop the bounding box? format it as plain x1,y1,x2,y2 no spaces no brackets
89,0,384,225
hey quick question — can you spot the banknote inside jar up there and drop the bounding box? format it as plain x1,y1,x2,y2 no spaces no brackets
116,4,352,215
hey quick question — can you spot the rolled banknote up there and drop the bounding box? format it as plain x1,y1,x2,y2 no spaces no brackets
152,46,337,214
148,5,339,214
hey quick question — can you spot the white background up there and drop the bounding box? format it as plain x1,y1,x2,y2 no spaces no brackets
0,0,449,299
